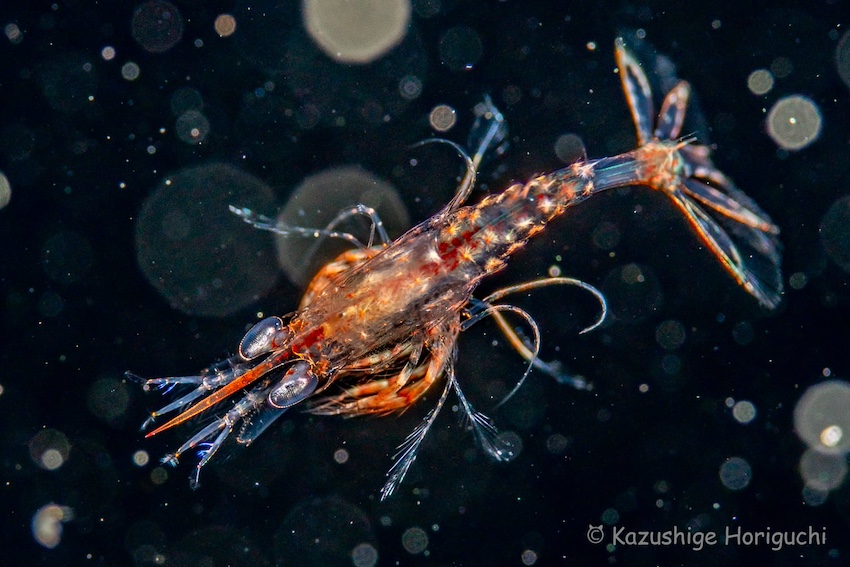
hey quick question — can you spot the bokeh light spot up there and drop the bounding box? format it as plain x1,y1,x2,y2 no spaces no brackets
428,104,456,132
274,496,374,565
554,133,586,164
32,504,73,549
333,448,349,464
655,319,686,350
591,221,620,250
38,53,98,112
132,0,184,54
170,87,204,116
819,195,850,273
5,23,22,44
521,549,539,565
29,429,71,471
746,69,774,95
837,30,850,91
502,84,522,105
135,163,278,317
545,433,569,455
789,271,808,289
719,456,752,490
600,263,663,322
274,165,410,287
770,56,794,78
351,542,379,567
214,13,237,37
150,467,168,484
794,380,850,454
87,377,131,424
820,425,843,448
731,321,754,346
766,95,821,150
438,27,482,72
401,526,428,554
601,508,619,524
303,0,411,64
132,450,150,466
121,61,141,81
175,110,211,144
398,75,422,100
41,449,64,471
732,400,757,424
799,448,848,492
0,170,11,209
802,484,829,506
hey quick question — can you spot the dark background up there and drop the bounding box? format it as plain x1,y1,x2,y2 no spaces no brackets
1,0,849,565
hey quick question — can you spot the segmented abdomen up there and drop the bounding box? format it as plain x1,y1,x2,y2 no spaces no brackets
435,162,597,278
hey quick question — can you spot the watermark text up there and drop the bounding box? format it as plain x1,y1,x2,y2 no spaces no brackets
586,524,826,552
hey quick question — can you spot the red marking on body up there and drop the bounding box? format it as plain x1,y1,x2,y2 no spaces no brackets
291,326,325,356
420,261,441,276
438,245,457,261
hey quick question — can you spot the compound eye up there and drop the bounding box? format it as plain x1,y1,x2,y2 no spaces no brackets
268,361,318,409
238,316,284,360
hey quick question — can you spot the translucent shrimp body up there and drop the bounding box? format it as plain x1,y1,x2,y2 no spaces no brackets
130,40,782,498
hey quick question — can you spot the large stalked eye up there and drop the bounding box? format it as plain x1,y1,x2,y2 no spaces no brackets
239,316,284,360
268,361,318,409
